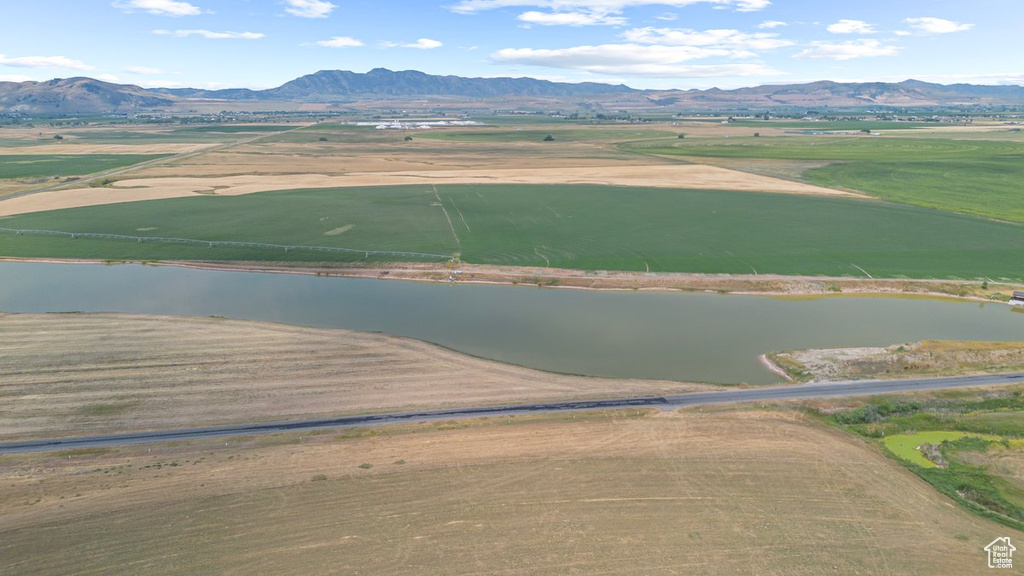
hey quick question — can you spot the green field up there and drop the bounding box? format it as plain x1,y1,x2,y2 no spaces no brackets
0,154,169,179
1,183,1023,279
628,136,1024,222
419,128,675,143
63,130,238,144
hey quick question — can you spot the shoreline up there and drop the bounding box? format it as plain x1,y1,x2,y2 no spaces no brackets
1,256,1019,304
759,354,793,382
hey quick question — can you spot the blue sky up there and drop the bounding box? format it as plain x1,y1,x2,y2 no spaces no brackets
1,0,1021,90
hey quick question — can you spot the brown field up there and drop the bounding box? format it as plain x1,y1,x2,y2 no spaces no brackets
0,313,709,440
0,408,1014,574
0,164,856,217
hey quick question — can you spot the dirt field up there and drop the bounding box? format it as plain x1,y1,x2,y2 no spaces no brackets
771,340,1024,381
0,164,857,217
0,408,1012,574
0,313,709,440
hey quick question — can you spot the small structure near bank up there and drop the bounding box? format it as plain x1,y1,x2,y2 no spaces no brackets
1011,291,1024,307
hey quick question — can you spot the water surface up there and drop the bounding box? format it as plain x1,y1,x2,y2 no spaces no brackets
1,262,1020,384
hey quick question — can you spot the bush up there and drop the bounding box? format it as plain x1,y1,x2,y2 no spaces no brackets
543,134,554,141
311,474,328,481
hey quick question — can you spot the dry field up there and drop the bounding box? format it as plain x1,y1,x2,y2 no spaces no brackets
0,313,709,440
0,164,854,217
0,408,1013,574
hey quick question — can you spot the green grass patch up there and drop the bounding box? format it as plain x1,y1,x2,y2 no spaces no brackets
2,183,1023,279
881,431,988,468
0,154,168,179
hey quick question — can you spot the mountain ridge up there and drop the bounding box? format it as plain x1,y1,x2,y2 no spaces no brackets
3,69,1024,115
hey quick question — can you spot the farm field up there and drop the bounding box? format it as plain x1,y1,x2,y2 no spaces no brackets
1,183,1023,279
0,406,1012,574
0,154,168,179
627,135,1024,222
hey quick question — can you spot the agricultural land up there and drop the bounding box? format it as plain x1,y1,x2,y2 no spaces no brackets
4,113,1024,573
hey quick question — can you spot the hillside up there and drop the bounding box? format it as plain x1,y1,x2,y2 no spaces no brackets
3,70,1024,115
0,77,174,115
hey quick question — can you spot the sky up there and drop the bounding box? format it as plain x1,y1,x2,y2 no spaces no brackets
1,0,1022,91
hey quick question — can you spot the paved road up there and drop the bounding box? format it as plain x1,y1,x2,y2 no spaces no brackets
2,372,1022,454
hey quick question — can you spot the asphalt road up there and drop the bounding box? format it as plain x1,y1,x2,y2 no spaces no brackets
2,372,1022,454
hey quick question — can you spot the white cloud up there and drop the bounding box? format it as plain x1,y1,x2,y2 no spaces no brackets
126,66,168,75
827,19,876,34
382,38,444,49
153,29,265,39
0,54,95,71
794,39,900,60
905,17,973,34
451,1,770,15
655,13,677,21
492,43,783,77
623,27,793,51
113,0,202,16
758,20,786,29
0,74,36,83
96,74,122,83
518,10,626,25
314,36,364,48
282,0,337,18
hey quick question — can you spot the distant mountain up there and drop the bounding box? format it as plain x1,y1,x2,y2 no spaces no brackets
153,68,636,101
0,77,174,115
3,71,1024,116
655,79,1024,108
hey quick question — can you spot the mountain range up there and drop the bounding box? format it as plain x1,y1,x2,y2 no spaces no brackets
2,68,1024,115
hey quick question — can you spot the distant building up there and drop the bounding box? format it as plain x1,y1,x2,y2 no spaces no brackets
1011,291,1024,307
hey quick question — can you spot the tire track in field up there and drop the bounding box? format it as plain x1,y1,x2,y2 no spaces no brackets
431,184,460,252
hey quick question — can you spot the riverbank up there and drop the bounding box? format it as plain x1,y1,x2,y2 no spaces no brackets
3,256,1019,303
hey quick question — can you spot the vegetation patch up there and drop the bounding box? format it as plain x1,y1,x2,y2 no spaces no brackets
824,390,1024,529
